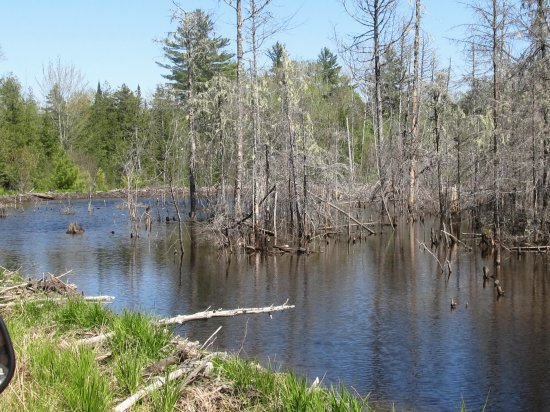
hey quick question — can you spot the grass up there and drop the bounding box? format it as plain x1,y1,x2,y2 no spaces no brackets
27,341,111,412
214,355,373,412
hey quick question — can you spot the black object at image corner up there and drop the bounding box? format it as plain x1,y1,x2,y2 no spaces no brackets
0,317,15,394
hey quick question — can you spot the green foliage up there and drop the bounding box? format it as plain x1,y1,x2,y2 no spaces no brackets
214,355,372,411
52,150,80,190
28,341,112,412
150,368,182,412
268,41,287,70
158,9,236,97
94,167,108,191
54,298,114,331
317,47,342,89
114,349,147,395
0,76,42,191
109,310,172,359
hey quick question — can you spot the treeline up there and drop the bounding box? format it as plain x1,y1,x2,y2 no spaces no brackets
0,0,548,245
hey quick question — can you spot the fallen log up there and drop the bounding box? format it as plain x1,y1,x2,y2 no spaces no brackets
76,332,115,346
509,245,550,252
113,354,214,412
158,302,295,326
274,245,309,254
78,303,293,346
0,295,114,309
33,192,55,200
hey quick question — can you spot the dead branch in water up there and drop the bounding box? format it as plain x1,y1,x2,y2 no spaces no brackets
441,230,472,251
418,242,445,274
307,191,375,234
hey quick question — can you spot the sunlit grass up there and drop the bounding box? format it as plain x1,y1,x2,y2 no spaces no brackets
54,298,114,331
27,340,111,411
109,310,172,359
214,355,373,412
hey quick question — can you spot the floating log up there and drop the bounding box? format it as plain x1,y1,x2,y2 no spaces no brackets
158,302,295,326
33,192,55,200
274,244,309,254
509,245,550,252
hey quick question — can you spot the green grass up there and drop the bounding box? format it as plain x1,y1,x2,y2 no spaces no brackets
27,340,111,411
150,368,183,412
214,355,372,412
114,348,147,395
54,298,114,331
109,310,172,359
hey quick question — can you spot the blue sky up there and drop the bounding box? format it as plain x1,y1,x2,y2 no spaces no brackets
0,0,472,99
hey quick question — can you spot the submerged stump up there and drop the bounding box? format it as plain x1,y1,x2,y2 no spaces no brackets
66,222,85,235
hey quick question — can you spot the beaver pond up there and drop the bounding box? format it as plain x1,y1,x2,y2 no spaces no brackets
0,197,548,411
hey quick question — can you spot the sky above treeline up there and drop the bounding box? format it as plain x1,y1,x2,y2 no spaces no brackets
0,0,472,99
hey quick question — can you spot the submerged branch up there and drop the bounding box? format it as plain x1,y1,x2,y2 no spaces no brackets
307,191,375,234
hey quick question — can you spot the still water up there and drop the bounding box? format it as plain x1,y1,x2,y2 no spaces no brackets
0,198,548,411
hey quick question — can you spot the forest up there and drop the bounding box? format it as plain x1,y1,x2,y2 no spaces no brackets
0,0,548,248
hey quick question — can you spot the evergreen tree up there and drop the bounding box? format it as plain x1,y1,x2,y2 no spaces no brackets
158,9,235,98
267,42,286,70
158,8,235,219
317,47,341,89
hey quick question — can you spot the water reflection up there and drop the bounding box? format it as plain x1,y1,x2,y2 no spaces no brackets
0,199,548,410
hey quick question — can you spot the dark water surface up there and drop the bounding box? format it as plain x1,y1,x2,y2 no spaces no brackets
1,198,549,411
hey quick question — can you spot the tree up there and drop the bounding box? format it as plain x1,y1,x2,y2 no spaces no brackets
340,0,403,198
407,0,421,214
159,7,235,220
0,76,42,191
267,41,286,70
317,47,342,89
39,59,88,149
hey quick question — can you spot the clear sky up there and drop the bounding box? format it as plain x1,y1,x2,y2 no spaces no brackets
0,0,472,100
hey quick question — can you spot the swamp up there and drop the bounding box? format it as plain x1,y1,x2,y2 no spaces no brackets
0,195,548,411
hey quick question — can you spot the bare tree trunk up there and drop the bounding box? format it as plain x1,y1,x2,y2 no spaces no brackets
408,0,421,214
373,4,385,187
492,0,501,240
251,0,261,245
234,0,244,220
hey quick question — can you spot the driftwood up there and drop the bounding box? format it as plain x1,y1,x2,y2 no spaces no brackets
113,354,215,412
76,332,115,346
33,192,55,200
273,245,309,254
158,302,294,326
0,272,77,301
418,242,445,274
509,245,550,252
308,191,375,235
78,304,293,346
0,295,114,308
